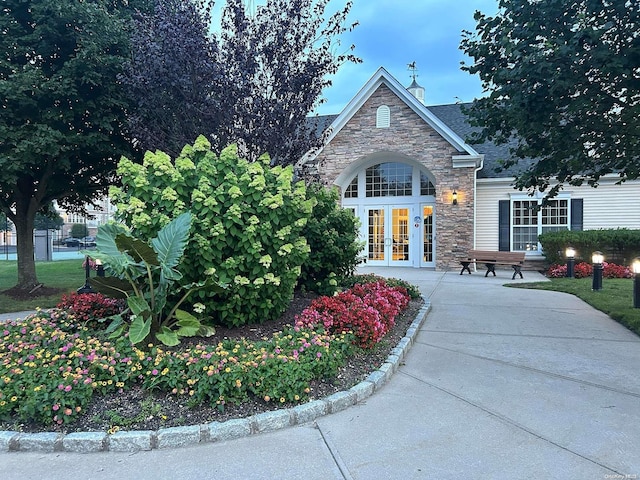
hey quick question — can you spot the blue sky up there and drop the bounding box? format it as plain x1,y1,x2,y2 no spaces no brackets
212,0,499,115
315,0,499,114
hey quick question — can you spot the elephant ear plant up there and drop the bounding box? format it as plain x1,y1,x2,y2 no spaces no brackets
85,212,225,347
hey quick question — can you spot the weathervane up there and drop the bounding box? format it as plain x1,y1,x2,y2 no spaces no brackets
408,61,418,82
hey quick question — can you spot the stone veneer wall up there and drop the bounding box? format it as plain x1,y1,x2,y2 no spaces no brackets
312,85,476,270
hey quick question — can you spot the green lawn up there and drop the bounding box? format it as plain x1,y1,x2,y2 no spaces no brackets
0,260,86,314
512,277,640,336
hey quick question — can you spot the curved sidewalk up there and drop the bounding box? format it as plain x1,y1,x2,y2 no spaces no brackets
2,268,639,479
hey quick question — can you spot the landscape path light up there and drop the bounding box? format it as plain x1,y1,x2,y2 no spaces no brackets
592,251,604,291
565,246,576,278
77,255,94,294
632,257,640,308
95,258,105,277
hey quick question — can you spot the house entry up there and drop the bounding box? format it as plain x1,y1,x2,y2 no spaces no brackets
366,206,411,266
340,160,437,268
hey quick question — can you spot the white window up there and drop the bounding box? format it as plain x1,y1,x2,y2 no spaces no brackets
512,198,569,251
376,105,390,128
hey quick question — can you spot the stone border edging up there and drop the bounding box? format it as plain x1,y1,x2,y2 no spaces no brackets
0,299,431,454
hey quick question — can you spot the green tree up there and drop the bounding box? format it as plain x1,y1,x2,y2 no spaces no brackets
461,0,640,197
0,213,13,232
70,224,89,239
33,202,63,231
0,0,146,292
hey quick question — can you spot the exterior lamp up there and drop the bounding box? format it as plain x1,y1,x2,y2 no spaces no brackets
565,246,576,278
452,190,458,205
632,257,640,308
592,251,604,291
77,255,94,293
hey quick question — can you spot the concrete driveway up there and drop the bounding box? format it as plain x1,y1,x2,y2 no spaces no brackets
2,268,639,480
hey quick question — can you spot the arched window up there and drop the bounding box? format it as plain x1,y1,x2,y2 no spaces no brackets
365,163,412,197
376,105,390,128
344,176,358,198
420,172,436,196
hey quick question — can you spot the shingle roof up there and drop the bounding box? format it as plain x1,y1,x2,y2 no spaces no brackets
426,103,532,179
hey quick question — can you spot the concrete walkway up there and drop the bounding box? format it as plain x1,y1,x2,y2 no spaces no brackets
2,268,639,479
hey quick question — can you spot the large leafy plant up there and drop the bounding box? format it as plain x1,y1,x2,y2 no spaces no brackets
87,212,224,346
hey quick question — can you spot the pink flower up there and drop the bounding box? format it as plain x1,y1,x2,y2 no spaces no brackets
64,385,72,392
152,369,158,375
52,404,60,411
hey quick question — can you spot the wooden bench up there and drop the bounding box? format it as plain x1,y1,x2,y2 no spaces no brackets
460,250,526,279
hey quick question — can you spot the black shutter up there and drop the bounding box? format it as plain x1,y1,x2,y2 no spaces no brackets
571,199,583,231
498,200,510,251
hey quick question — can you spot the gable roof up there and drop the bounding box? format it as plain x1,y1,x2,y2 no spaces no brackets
315,67,483,164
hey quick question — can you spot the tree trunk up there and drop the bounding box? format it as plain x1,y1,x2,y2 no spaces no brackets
13,198,40,290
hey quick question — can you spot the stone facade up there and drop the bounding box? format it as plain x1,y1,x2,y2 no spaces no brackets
311,84,476,270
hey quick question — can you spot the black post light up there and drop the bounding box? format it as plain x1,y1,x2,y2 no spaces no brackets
77,255,94,293
565,246,576,278
632,257,640,309
592,251,604,291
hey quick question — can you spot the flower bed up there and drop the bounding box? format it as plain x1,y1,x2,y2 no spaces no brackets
0,281,412,430
546,262,633,279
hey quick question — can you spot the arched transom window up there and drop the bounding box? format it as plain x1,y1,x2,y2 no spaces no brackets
343,162,435,199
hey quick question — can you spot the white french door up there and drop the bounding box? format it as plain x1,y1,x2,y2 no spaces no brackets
366,206,411,266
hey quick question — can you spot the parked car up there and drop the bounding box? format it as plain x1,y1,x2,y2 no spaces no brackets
81,236,96,247
63,237,82,247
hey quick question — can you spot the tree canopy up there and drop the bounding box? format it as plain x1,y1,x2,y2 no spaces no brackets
120,0,360,165
0,0,146,289
461,0,640,197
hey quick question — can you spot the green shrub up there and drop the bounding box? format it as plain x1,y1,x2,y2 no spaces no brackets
110,136,313,327
298,184,364,295
539,229,640,265
339,274,422,300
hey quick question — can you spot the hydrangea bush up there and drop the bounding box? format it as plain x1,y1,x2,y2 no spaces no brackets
110,136,314,327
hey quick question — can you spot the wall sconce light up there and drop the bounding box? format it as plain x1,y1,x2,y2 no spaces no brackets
452,189,458,205
592,251,604,291
632,257,640,308
565,246,576,278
